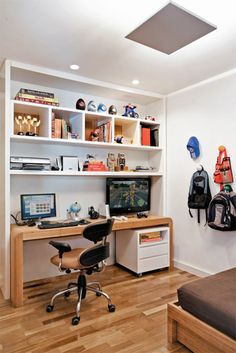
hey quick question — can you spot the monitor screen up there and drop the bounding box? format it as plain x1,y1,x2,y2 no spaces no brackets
106,178,151,215
20,193,56,220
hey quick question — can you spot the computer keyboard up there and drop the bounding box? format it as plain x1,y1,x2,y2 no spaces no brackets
38,220,90,229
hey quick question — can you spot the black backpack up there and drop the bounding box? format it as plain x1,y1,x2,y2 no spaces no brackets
208,191,236,231
188,168,212,223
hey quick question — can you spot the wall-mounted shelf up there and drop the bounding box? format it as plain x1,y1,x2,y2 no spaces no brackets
10,135,162,151
11,100,160,149
9,170,163,177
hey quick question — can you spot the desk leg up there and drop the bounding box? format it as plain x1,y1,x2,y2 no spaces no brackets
168,220,174,270
11,233,24,307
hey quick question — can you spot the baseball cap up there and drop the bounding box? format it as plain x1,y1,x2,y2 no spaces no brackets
187,136,200,159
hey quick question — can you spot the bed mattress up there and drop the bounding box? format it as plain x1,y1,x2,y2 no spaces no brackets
177,267,236,339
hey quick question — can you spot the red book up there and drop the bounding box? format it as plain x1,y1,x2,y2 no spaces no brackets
141,127,151,146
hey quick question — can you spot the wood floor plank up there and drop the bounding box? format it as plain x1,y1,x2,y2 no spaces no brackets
0,266,196,353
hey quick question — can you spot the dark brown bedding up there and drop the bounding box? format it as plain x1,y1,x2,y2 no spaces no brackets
177,267,236,340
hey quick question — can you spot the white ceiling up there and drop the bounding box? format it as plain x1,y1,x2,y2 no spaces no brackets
1,0,236,95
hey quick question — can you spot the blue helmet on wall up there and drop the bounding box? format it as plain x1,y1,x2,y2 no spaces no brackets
87,100,97,112
97,103,107,113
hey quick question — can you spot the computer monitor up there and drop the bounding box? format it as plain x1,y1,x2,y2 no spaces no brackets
106,177,151,215
20,193,56,220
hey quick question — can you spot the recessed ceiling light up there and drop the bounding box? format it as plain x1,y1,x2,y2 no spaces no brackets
132,79,140,85
70,64,80,70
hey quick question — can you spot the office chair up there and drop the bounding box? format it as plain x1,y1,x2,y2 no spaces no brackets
46,218,116,325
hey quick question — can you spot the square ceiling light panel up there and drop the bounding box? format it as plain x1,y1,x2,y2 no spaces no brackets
126,2,217,54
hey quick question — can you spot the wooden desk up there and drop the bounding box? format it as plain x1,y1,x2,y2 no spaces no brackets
11,216,173,307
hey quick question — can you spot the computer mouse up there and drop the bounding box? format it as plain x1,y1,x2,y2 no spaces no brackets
79,219,87,225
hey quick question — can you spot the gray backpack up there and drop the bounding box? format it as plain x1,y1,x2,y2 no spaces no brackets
188,168,212,223
208,191,236,231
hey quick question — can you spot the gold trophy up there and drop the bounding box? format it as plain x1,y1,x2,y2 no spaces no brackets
25,115,34,136
14,114,26,135
30,117,41,136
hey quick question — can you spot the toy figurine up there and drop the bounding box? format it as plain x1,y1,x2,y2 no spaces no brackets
122,104,139,118
68,202,81,220
117,153,126,171
88,206,99,219
114,135,123,144
107,153,116,171
90,129,99,141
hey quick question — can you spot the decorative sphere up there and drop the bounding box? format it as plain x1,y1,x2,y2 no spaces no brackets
70,202,81,213
218,145,225,152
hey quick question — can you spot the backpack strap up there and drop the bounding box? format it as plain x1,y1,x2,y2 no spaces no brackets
197,209,200,224
205,209,208,226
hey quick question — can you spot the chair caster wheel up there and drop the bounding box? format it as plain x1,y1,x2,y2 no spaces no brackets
96,291,102,297
46,304,54,313
108,304,116,312
64,291,71,298
72,316,80,325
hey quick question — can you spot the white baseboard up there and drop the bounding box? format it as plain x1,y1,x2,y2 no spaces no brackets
174,260,213,277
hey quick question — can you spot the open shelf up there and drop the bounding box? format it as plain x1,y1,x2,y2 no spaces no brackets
10,170,163,177
10,135,162,151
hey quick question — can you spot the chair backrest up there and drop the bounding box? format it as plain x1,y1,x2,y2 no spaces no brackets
80,242,110,267
83,218,114,243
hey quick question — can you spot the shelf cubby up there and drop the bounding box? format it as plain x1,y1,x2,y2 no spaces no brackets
114,116,139,145
12,101,50,138
51,107,84,140
85,112,112,143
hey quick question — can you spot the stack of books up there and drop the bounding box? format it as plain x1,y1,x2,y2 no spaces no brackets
83,160,108,172
15,88,59,106
140,231,163,244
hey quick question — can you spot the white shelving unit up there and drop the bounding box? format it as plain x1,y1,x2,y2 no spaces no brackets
1,59,166,299
116,227,170,275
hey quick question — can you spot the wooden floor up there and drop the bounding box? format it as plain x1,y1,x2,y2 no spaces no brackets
0,266,197,353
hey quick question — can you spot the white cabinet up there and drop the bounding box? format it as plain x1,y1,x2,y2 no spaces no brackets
116,227,169,275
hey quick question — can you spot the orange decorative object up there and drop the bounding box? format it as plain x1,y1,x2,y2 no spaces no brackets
218,145,225,152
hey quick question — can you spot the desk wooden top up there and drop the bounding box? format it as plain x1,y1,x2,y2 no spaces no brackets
11,216,172,241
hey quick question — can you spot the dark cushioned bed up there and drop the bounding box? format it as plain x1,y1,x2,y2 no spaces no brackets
177,267,236,340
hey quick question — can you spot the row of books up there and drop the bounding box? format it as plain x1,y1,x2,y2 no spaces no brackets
15,88,59,107
140,231,163,243
95,121,112,143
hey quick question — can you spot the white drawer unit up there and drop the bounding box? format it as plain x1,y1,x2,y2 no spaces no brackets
116,226,169,275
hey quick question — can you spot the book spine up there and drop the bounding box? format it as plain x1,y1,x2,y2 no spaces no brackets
19,88,54,98
16,93,59,103
141,237,162,243
54,118,62,138
15,97,59,106
61,119,68,139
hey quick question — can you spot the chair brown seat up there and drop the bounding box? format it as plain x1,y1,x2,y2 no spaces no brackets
51,248,85,269
46,219,116,326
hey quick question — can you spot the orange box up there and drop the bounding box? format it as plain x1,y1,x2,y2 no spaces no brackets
141,127,150,146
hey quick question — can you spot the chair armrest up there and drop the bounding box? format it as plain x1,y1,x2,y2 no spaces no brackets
49,240,71,256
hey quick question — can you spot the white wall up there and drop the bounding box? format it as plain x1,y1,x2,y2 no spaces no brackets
0,78,5,289
167,73,236,276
